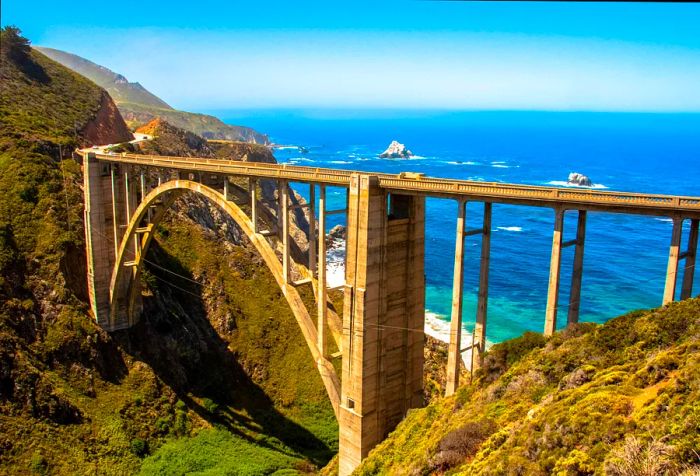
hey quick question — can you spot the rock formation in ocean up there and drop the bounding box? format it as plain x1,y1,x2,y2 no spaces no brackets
567,172,592,187
380,140,414,158
326,224,346,248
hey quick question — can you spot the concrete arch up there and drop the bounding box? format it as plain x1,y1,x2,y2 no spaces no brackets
109,179,340,416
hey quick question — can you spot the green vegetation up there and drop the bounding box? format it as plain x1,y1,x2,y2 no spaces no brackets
37,46,269,143
35,47,173,110
356,299,700,475
121,101,269,143
1,28,334,474
139,428,310,476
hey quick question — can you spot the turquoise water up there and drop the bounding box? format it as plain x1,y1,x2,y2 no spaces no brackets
211,110,700,344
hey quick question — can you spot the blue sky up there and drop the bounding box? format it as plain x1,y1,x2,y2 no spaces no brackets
3,1,700,112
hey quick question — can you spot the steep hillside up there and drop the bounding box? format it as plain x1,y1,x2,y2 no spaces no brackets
34,47,173,110
36,47,269,144
356,299,700,475
1,27,334,474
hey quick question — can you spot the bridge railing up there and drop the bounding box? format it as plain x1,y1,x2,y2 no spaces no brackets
81,151,700,214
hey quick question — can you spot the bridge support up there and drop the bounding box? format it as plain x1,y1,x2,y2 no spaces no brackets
567,210,587,325
84,153,118,328
338,175,425,476
472,202,492,371
681,219,698,300
317,185,328,357
446,201,493,390
545,209,588,336
664,217,699,304
446,200,466,396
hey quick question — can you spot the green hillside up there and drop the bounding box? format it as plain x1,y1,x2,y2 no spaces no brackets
356,299,700,475
1,27,333,474
36,46,269,144
35,46,173,110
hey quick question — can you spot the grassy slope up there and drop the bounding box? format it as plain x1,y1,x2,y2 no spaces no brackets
356,299,700,475
36,46,269,144
137,220,337,475
1,29,334,474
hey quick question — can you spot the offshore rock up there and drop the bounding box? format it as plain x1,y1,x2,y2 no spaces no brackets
567,172,592,187
380,140,414,158
326,224,346,248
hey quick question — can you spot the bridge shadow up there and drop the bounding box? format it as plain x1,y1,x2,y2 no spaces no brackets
115,240,333,466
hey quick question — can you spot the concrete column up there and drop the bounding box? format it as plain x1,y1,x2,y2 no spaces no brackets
140,171,151,222
277,180,284,236
472,202,492,372
663,217,684,305
83,153,115,328
680,219,698,300
567,210,587,325
317,185,327,357
309,184,317,275
124,169,132,223
249,178,258,233
124,168,140,261
338,176,425,476
446,199,466,396
110,165,119,258
223,177,229,201
545,208,565,336
281,181,290,285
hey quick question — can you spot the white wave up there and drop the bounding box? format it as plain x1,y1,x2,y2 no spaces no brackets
325,238,346,289
447,160,480,166
330,160,352,164
497,226,523,232
546,180,609,189
424,311,475,370
655,218,674,223
491,160,507,164
492,164,520,169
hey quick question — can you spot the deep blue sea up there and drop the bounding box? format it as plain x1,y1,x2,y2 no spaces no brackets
211,110,700,345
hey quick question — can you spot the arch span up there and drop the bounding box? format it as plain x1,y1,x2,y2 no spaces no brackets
109,179,340,416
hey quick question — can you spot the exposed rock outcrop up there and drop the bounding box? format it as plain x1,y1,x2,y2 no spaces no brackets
567,172,592,187
380,140,414,158
79,90,132,146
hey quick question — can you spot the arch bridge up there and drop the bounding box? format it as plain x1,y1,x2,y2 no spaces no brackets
79,151,700,475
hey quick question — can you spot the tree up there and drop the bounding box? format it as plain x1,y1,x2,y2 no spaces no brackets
1,26,32,63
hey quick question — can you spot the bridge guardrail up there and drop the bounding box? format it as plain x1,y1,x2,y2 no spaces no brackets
80,151,700,215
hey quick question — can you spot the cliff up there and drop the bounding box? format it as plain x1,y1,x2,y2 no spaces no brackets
36,47,269,144
0,28,333,474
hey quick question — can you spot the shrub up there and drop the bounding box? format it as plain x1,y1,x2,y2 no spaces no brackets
428,419,497,472
605,436,680,476
202,397,219,415
130,438,148,457
30,452,48,475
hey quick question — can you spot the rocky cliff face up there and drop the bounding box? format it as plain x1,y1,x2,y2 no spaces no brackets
80,90,133,145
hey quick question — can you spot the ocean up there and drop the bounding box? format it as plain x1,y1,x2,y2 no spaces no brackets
211,109,700,350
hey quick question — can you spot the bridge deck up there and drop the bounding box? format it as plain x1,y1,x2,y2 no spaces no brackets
81,151,700,217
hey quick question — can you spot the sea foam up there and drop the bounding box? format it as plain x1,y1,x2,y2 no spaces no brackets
546,180,608,189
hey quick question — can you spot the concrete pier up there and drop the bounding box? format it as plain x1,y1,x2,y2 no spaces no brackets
446,200,466,396
338,175,425,476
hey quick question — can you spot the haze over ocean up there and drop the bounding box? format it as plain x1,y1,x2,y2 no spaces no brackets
212,109,700,345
